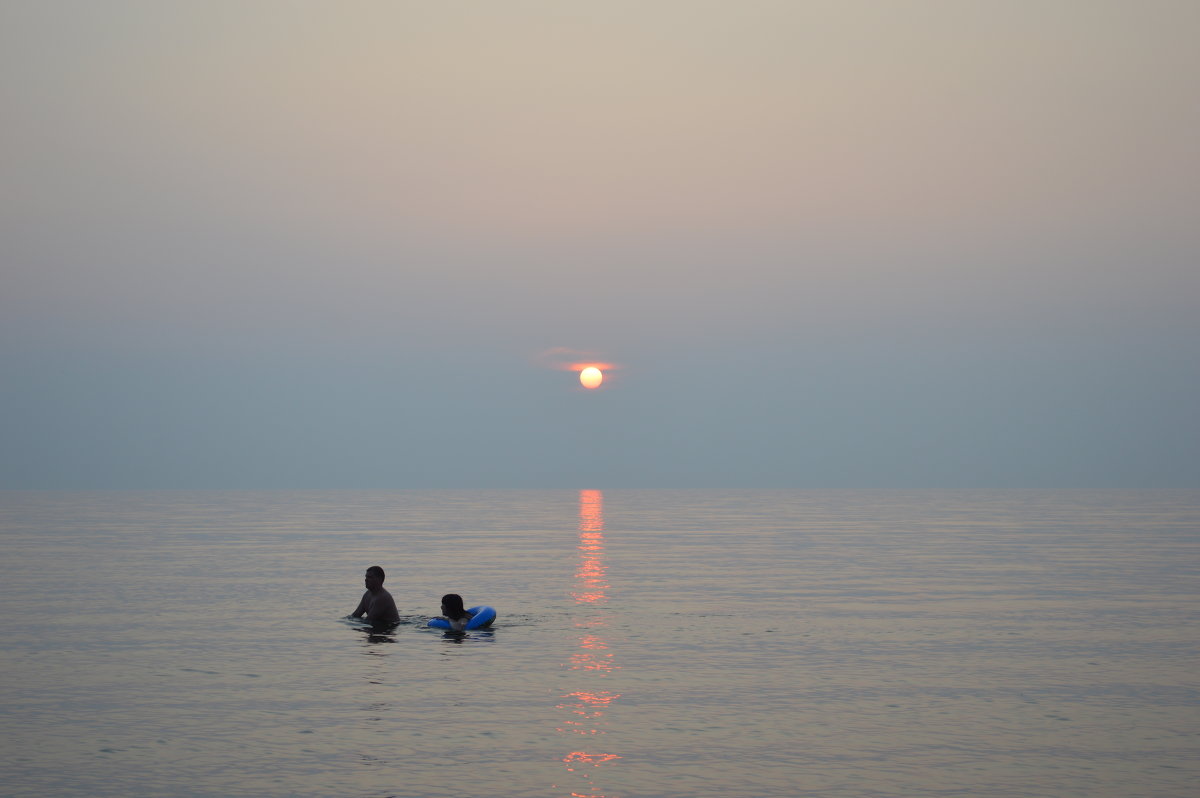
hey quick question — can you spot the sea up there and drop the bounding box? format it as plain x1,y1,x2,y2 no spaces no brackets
0,489,1197,798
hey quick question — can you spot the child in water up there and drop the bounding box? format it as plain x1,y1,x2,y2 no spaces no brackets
439,593,475,632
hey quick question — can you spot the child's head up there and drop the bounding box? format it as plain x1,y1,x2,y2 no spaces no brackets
441,593,466,618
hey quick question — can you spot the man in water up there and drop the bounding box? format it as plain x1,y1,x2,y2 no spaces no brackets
349,565,400,624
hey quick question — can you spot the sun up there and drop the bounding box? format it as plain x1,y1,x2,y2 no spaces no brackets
579,366,604,389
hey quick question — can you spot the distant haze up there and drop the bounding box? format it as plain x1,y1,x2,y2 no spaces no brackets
2,1,1197,488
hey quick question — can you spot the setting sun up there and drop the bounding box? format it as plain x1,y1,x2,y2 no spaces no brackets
579,367,604,389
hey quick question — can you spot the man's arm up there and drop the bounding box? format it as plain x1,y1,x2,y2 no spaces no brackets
349,591,369,618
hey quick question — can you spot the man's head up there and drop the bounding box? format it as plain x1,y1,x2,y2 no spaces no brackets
364,566,385,591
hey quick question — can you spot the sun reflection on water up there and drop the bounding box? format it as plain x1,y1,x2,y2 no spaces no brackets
555,489,622,797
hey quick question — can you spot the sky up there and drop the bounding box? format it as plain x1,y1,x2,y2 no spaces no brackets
2,1,1197,489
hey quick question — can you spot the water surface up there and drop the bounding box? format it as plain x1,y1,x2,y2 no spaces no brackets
1,489,1197,797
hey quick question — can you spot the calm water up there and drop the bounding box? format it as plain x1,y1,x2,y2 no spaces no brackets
1,489,1197,797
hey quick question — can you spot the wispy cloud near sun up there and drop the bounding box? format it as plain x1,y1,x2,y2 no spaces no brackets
534,347,620,373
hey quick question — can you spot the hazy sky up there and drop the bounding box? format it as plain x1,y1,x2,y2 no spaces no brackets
2,1,1197,488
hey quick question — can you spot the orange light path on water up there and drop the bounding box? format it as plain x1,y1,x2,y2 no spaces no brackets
578,489,604,531
553,489,622,797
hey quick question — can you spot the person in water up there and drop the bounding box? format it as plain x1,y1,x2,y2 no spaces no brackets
439,593,475,632
349,565,400,624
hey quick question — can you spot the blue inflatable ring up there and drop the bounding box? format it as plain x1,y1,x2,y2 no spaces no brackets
428,605,496,631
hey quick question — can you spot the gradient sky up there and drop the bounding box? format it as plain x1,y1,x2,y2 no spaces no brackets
2,1,1197,489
